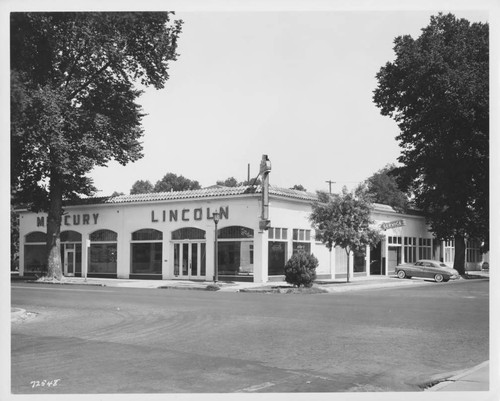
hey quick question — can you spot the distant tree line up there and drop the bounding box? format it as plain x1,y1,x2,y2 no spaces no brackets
128,173,308,194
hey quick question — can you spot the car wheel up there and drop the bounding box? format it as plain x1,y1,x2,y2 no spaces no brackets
397,270,406,279
434,273,444,283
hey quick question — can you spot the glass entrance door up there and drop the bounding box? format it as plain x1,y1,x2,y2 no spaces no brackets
64,248,75,276
174,242,206,279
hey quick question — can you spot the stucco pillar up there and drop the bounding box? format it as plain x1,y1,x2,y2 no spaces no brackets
82,236,89,279
349,251,354,279
253,230,268,283
205,227,216,282
365,245,371,277
162,231,171,279
116,209,129,278
383,238,389,276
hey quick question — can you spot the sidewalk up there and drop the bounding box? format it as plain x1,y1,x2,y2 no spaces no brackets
426,361,490,391
11,269,489,293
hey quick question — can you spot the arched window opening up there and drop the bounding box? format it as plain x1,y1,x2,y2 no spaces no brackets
131,229,163,275
171,227,205,240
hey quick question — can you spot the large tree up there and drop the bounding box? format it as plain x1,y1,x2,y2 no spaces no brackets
11,12,182,280
154,172,201,192
373,13,488,274
364,164,409,212
310,188,383,282
130,180,154,194
216,177,239,187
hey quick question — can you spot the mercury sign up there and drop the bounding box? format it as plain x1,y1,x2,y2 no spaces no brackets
380,219,405,230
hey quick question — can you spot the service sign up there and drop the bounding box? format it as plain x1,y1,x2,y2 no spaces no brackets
380,219,405,230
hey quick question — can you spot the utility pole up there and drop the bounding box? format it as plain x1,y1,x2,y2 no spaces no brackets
326,180,336,194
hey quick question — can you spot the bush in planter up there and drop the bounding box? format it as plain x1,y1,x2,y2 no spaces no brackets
284,250,319,287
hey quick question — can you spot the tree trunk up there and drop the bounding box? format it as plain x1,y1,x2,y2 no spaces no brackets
345,249,350,283
46,171,63,280
453,234,466,275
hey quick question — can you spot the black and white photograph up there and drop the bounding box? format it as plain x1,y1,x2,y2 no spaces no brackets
3,0,498,399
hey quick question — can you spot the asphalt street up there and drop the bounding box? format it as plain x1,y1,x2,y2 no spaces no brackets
11,279,489,394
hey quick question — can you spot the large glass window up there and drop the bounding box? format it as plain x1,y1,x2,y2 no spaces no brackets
268,241,287,275
24,231,47,274
218,226,254,276
293,228,311,255
131,229,163,274
219,226,254,239
466,240,481,263
89,230,117,274
354,249,366,273
419,238,432,260
404,237,417,263
171,227,205,240
444,240,455,264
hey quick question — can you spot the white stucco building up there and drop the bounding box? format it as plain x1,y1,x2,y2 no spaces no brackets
16,185,485,282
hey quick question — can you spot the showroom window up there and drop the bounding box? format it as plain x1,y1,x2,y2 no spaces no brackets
404,236,417,263
24,231,47,274
268,227,288,276
217,226,254,276
89,229,118,275
466,240,482,263
292,229,311,254
131,229,163,275
444,240,455,264
419,238,432,260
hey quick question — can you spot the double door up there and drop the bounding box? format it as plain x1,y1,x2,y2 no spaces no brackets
174,242,206,279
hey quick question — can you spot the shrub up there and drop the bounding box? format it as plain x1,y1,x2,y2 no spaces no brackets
284,251,319,288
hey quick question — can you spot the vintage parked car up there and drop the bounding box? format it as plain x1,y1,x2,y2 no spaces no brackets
395,259,460,282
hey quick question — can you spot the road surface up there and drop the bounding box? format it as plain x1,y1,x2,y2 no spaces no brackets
11,279,489,393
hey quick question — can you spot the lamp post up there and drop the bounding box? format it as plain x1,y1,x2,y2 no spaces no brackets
213,211,220,283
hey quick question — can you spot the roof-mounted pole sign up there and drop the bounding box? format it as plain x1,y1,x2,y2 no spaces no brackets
259,155,271,231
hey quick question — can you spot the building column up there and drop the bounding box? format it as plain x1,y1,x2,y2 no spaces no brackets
162,232,171,279
19,236,25,277
383,238,389,276
206,227,216,282
349,251,354,279
253,230,268,283
82,236,89,279
365,245,371,277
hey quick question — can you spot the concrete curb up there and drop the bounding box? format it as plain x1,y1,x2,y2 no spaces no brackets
426,361,489,391
11,271,488,294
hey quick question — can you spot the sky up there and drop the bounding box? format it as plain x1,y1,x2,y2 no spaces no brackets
1,2,493,198
87,6,491,196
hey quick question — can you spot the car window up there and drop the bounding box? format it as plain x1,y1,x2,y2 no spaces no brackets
415,262,423,266
424,262,433,267
439,263,448,268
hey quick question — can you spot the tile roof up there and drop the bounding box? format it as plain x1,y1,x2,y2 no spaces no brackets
68,185,319,206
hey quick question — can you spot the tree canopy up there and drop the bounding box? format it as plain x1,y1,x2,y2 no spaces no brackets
373,13,488,273
130,180,154,194
309,188,382,282
154,173,201,192
363,164,409,212
11,12,182,279
216,177,239,187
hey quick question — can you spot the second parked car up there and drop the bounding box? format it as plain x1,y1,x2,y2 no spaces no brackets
395,260,460,282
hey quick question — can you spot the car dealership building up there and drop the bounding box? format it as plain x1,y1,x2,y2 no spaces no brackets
16,184,485,282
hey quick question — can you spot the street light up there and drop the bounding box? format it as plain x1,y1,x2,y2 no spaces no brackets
213,211,220,283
